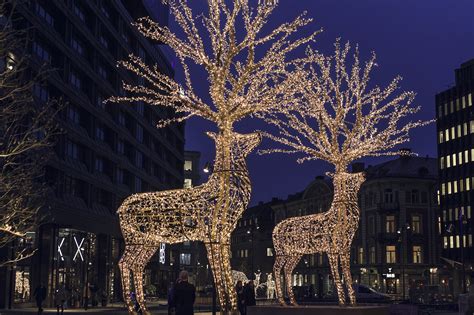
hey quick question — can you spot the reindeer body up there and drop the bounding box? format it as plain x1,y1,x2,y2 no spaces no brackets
272,172,365,306
118,132,260,314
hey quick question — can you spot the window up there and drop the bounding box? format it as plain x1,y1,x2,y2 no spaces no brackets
136,125,143,143
179,253,191,265
101,3,110,19
386,245,396,263
471,121,474,134
98,65,107,79
32,41,50,62
368,216,375,235
184,179,192,188
34,84,48,102
386,215,396,233
440,157,445,169
70,36,84,55
451,127,455,139
117,111,126,126
96,94,105,109
465,150,469,163
267,248,273,257
135,151,143,168
184,160,192,171
95,126,105,141
99,35,109,48
412,215,421,234
117,140,125,154
445,129,449,142
443,237,448,249
384,189,393,203
369,246,376,264
65,140,79,159
95,157,104,173
413,246,422,263
66,105,80,124
69,70,82,89
464,123,468,136
452,153,457,167
358,247,364,264
438,131,444,143
457,125,462,138
459,152,463,165
469,93,473,107
35,3,54,26
116,168,124,184
411,190,419,203
64,176,80,197
135,177,142,192
73,2,85,21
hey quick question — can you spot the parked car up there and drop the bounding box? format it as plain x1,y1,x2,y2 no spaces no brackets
353,284,392,302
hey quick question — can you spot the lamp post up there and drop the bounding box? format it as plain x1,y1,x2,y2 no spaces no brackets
397,223,410,301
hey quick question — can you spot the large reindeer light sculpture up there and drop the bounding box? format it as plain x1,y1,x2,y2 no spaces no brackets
261,41,432,306
107,1,318,313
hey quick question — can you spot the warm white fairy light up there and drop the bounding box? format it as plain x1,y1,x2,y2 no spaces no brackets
264,41,432,306
107,1,318,313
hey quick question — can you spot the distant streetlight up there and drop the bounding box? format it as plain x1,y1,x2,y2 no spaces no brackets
203,162,211,174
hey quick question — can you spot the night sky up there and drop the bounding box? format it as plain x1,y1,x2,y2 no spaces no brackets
163,0,474,205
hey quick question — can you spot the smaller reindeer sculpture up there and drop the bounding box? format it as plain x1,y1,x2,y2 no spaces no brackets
273,172,365,306
117,131,261,314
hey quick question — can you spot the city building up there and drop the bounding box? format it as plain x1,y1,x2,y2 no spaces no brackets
231,153,441,300
436,58,474,296
0,0,184,309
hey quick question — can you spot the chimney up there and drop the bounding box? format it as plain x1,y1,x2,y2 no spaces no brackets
351,162,365,173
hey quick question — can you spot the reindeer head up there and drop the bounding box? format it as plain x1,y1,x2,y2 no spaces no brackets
332,171,366,195
206,131,262,160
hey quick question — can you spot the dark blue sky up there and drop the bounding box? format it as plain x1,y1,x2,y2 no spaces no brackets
165,0,474,205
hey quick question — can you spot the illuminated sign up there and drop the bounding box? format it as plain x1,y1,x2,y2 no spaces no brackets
159,243,166,264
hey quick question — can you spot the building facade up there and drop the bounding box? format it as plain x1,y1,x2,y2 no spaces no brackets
436,59,474,295
1,0,184,309
231,154,441,300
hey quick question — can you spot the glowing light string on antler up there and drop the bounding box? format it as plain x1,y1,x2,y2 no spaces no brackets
261,41,432,306
107,1,319,313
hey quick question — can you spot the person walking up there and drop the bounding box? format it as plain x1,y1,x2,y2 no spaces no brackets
243,281,256,309
173,271,196,315
55,284,67,314
33,283,47,315
235,281,246,315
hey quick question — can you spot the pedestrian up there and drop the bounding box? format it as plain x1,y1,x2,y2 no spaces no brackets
243,281,256,308
55,284,66,314
235,280,246,315
168,281,178,315
173,270,196,315
33,283,47,315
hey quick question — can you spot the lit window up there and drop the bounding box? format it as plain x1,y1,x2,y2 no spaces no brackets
452,154,457,167
446,155,451,168
453,181,458,193
184,178,192,188
449,236,454,248
459,152,463,165
450,101,454,113
444,103,448,115
440,157,445,170
412,215,421,233
456,235,460,248
438,131,444,143
267,248,273,257
460,179,464,192
445,129,450,142
451,127,455,139
471,121,474,134
441,183,446,195
184,160,192,171
412,246,422,263
447,182,452,194
358,247,364,264
468,206,472,219
456,98,460,111
462,96,466,109
457,125,462,138
469,235,473,247
443,237,448,249
385,215,396,233
179,253,191,265
465,150,469,163
469,93,473,107
464,123,468,135
385,245,396,263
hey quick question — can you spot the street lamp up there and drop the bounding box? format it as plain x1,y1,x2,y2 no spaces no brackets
397,223,410,300
203,162,211,174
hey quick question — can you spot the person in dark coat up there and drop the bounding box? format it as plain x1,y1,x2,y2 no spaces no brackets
243,281,256,307
235,280,246,315
173,270,196,315
168,281,178,315
33,283,47,314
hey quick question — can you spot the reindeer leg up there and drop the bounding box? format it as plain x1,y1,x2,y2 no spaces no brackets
341,251,356,306
273,255,286,306
328,253,346,306
284,255,301,306
205,242,230,312
132,246,158,315
119,245,136,314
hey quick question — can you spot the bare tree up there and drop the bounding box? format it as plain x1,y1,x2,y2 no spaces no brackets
0,0,59,266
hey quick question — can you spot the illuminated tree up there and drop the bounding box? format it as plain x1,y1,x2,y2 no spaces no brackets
261,41,432,306
108,0,318,313
0,0,58,266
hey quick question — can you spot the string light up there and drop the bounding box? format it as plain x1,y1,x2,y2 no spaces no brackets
107,1,319,312
263,41,432,306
